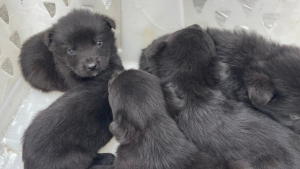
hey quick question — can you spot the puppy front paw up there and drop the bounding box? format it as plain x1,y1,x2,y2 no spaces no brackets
92,153,115,165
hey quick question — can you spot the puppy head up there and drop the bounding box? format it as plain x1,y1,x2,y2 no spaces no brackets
144,24,215,79
45,9,116,78
139,34,169,74
108,70,166,143
246,68,300,132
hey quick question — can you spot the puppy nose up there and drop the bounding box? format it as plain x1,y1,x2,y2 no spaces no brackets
87,63,97,71
188,24,201,29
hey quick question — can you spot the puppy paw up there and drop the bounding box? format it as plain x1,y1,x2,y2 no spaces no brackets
92,153,115,165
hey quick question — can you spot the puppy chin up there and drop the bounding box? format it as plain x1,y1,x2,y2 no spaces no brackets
74,70,100,78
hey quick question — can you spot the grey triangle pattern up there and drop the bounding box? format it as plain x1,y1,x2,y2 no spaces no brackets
215,10,231,27
263,13,280,29
63,0,69,6
192,0,206,13
102,0,112,10
10,32,21,49
1,58,13,76
0,5,9,24
238,0,258,16
44,2,56,18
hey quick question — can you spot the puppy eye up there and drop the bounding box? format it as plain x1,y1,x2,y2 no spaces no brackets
96,41,103,47
67,48,75,56
290,115,300,121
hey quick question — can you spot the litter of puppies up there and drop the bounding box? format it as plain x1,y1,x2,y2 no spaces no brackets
19,9,300,169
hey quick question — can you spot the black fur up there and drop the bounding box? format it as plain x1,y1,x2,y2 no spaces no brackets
139,27,300,134
141,24,300,169
91,70,224,169
19,9,121,92
92,153,116,166
139,34,169,74
22,67,122,169
205,28,300,134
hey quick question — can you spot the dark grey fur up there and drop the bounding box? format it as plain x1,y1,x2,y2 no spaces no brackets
92,70,225,169
22,65,123,169
19,9,122,92
204,28,300,134
140,27,300,134
140,24,300,169
22,9,124,169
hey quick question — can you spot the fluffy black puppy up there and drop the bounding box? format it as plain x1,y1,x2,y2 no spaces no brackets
204,28,300,134
142,24,300,169
140,27,300,134
19,9,122,92
108,69,198,169
22,63,123,168
90,69,225,169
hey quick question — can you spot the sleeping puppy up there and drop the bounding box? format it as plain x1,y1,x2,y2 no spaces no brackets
204,28,300,134
19,9,122,92
91,69,224,169
22,65,123,169
140,27,300,134
142,24,300,169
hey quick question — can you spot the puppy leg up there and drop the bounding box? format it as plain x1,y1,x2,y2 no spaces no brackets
54,152,94,169
92,153,115,165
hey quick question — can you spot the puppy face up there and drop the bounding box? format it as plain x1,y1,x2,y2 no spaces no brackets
246,55,300,132
108,70,166,143
46,10,116,78
144,24,215,80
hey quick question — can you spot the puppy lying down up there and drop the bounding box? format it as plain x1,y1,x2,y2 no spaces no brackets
141,24,300,169
140,25,300,134
205,28,300,134
22,67,122,169
19,9,123,92
91,70,224,169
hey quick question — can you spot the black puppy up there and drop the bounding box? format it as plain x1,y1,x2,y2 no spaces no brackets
142,25,300,169
203,28,300,134
19,9,122,92
91,70,225,169
22,67,121,169
139,34,169,74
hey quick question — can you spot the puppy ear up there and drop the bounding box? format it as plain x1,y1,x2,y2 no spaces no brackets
44,27,54,47
144,40,167,58
109,112,136,144
102,16,116,29
245,74,275,107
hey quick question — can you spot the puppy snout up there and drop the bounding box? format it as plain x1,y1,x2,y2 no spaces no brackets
188,24,201,29
87,62,98,71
